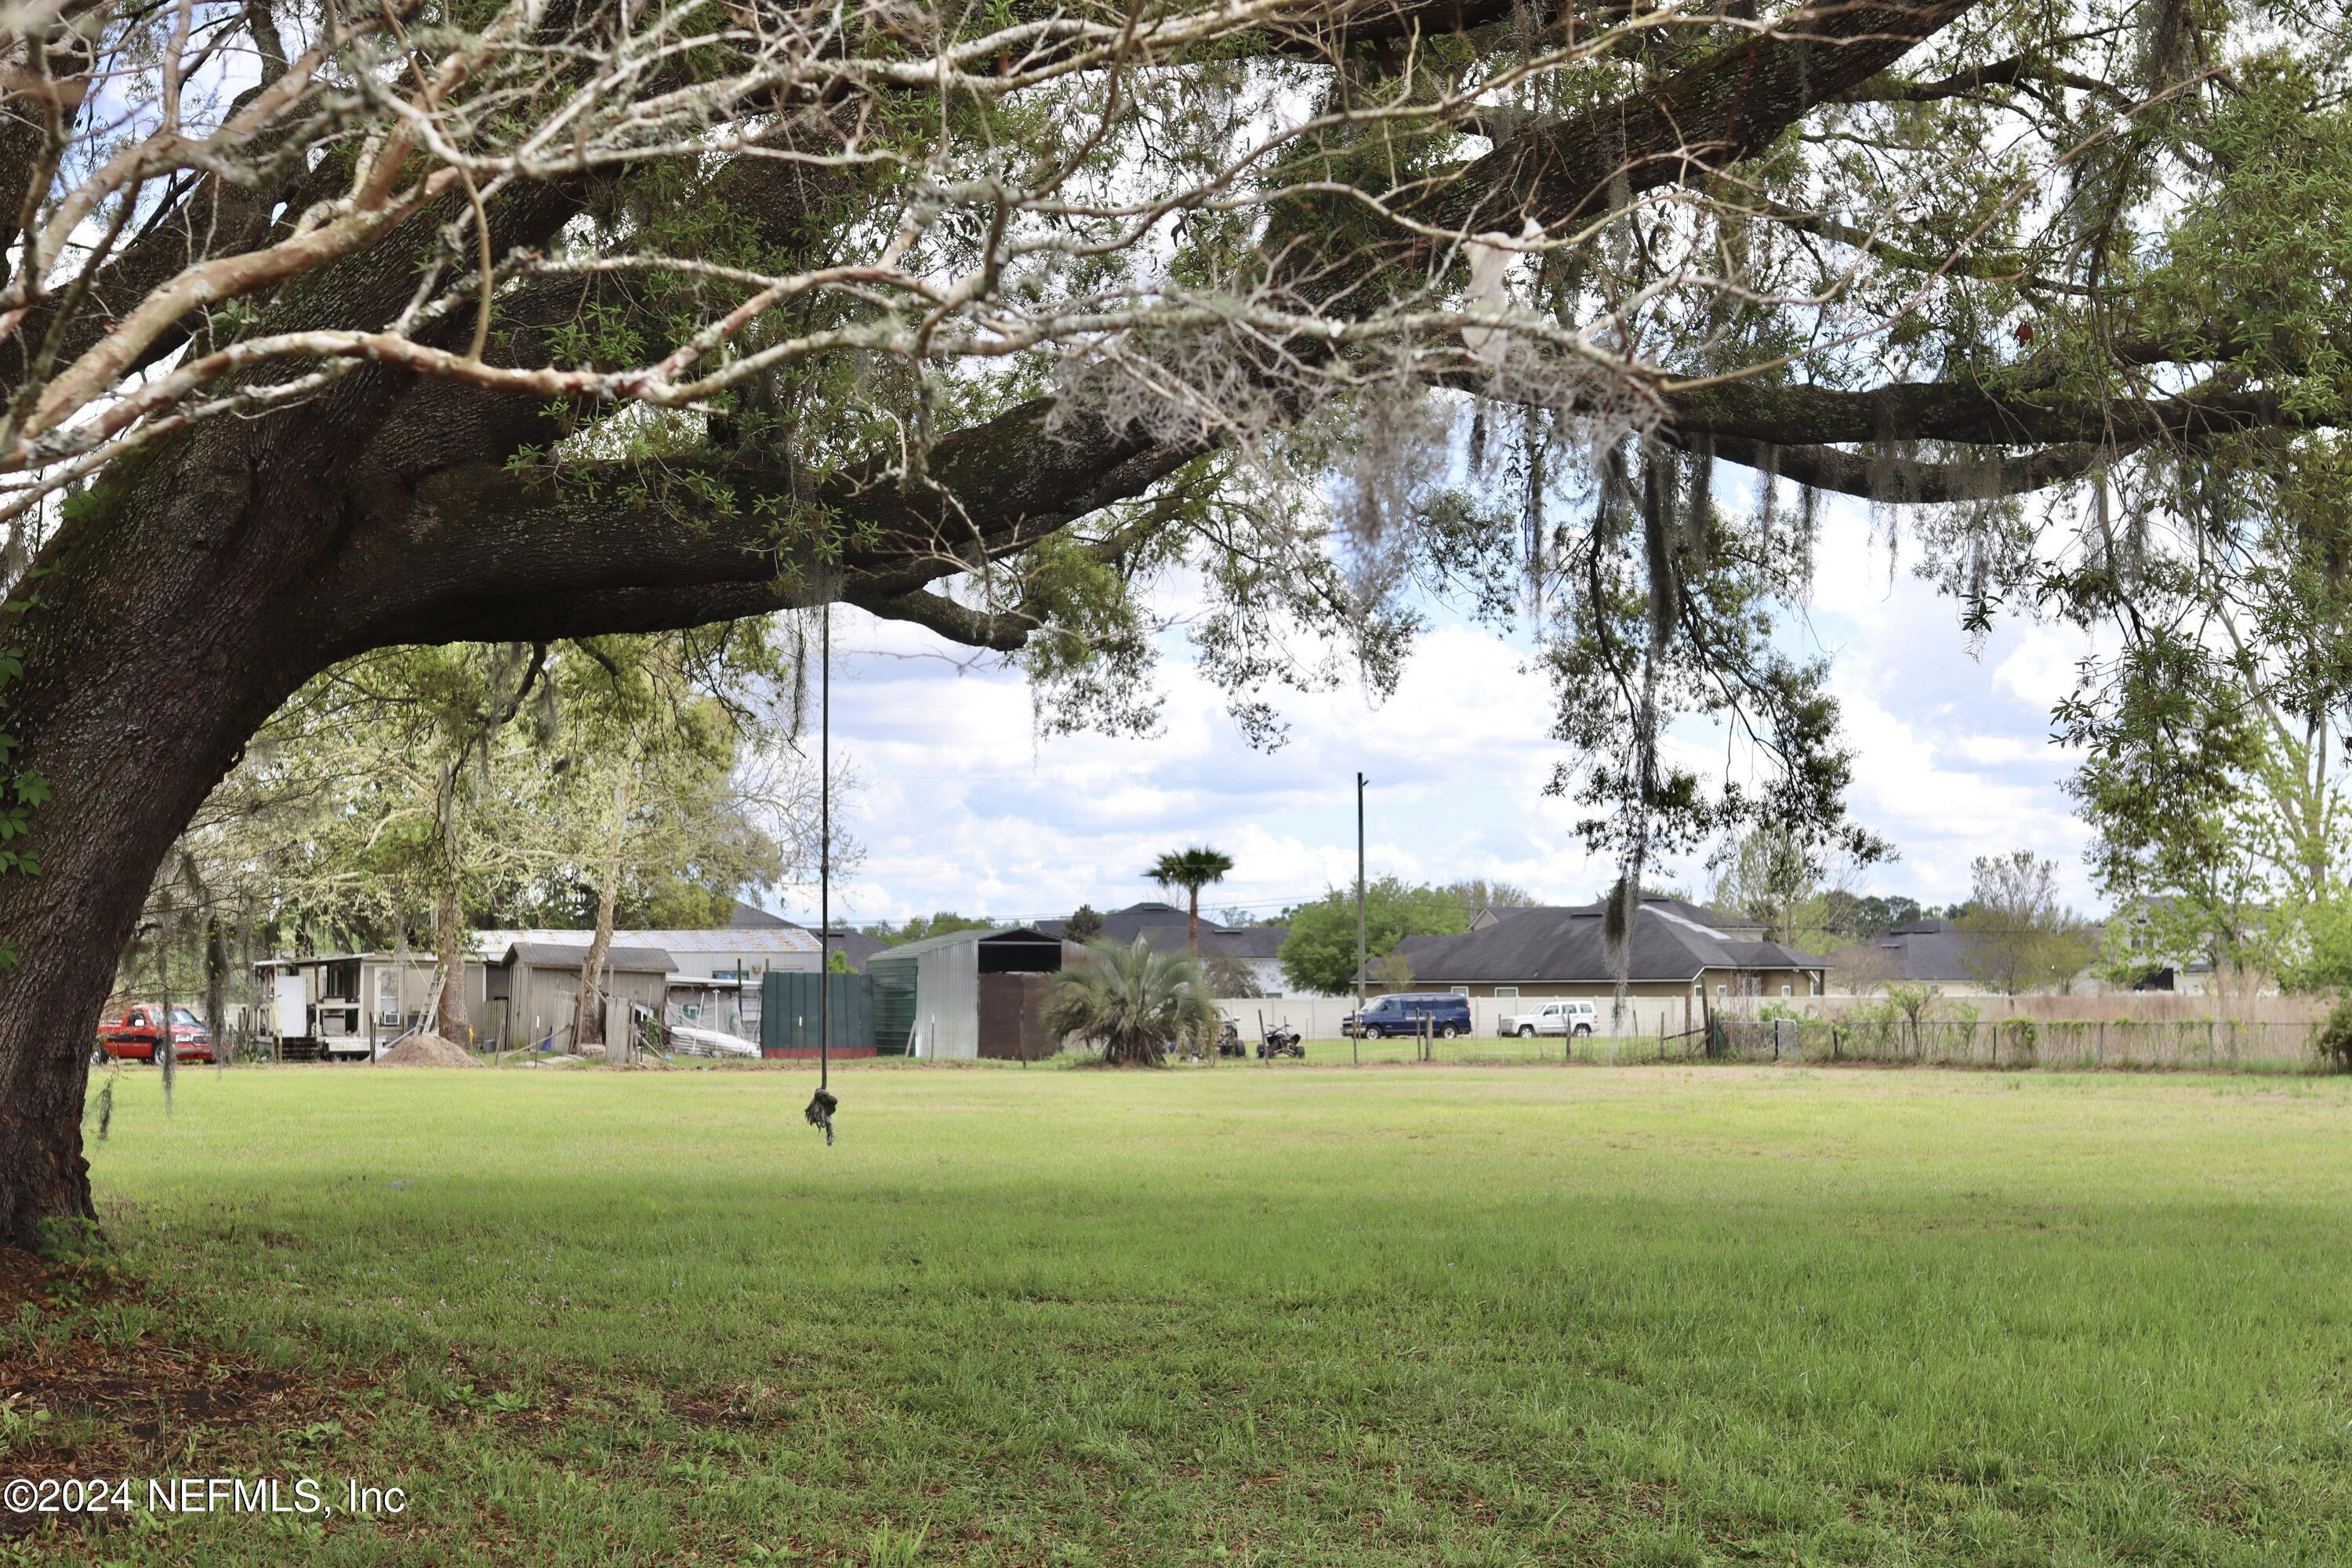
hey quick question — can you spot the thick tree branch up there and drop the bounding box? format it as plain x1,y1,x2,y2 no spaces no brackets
1837,51,2122,104
336,398,1205,652
1671,429,2134,502
851,589,1035,650
1662,376,2318,448
1428,0,1984,236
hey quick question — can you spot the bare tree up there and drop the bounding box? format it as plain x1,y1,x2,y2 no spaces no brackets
0,0,2320,1243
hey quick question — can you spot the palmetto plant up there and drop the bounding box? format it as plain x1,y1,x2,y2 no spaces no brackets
1044,940,1214,1067
1148,847,1236,956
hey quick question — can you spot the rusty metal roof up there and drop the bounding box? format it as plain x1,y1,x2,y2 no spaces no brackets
470,927,820,959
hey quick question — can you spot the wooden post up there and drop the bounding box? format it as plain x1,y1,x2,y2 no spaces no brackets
154,916,176,1112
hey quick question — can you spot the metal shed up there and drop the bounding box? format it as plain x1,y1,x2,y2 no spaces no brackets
494,942,673,1051
867,927,1071,1061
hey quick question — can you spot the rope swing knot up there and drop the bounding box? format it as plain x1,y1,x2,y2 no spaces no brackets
804,1087,837,1145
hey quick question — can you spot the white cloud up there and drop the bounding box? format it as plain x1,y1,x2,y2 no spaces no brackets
1994,622,2099,712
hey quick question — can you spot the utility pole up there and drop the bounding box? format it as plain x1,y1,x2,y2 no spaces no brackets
1355,771,1366,1068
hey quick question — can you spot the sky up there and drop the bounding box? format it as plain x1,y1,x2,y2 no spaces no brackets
770,495,2103,931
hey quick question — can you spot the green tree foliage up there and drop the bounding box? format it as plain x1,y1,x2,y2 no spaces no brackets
1958,853,2098,996
2067,516,2352,996
1443,879,1534,923
1818,895,1929,942
1279,878,1468,996
862,913,993,946
155,629,828,1040
1062,904,1105,942
470,640,822,1044
1707,827,1871,950
1044,940,1214,1067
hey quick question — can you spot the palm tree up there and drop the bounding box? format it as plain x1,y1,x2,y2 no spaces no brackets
1044,939,1214,1066
1147,846,1236,956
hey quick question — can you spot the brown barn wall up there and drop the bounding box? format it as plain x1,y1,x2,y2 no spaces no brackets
977,972,1058,1060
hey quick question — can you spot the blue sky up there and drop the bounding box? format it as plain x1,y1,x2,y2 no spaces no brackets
774,495,2102,929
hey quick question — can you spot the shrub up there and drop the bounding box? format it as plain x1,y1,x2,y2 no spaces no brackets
1885,982,1940,1027
1843,997,1901,1056
2315,994,2352,1073
1044,938,1214,1066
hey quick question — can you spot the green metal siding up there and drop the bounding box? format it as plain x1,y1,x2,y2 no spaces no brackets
760,972,876,1054
868,960,917,1055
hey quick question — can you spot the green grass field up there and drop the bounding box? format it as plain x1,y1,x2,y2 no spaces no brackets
12,1060,2352,1565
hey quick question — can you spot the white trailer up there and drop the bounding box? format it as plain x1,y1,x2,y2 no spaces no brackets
254,953,488,1060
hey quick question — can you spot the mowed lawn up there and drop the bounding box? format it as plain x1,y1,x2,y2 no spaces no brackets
20,1062,2352,1565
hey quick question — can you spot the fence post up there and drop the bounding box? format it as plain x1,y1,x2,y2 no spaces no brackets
2208,1018,2216,1068
2098,1020,2105,1067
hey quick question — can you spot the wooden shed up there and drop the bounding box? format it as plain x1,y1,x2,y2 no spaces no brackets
867,927,1072,1061
492,942,673,1051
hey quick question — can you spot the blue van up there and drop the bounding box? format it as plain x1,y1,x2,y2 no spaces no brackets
1343,993,1472,1040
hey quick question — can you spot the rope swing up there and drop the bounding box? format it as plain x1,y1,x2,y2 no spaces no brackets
804,597,839,1145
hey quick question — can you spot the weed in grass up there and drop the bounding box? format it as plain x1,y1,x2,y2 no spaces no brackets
0,1401,48,1457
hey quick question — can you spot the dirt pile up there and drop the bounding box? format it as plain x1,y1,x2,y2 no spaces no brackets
375,1033,484,1068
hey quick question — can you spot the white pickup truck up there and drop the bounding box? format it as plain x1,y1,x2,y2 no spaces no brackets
1497,1000,1597,1038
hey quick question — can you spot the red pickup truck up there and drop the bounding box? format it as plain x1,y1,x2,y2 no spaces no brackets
96,1003,215,1064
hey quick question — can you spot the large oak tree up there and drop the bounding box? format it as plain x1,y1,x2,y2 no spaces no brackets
2,0,2345,1244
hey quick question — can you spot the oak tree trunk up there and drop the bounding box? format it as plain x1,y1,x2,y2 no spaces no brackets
0,394,384,1248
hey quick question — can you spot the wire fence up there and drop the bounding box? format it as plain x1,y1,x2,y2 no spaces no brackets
1722,1015,2318,1071
1277,1015,2325,1073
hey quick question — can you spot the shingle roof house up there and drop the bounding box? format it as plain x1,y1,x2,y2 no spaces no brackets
1394,895,1826,1004
1470,897,1765,938
1824,919,1978,986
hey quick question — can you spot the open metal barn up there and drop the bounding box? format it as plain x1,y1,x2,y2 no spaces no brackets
867,927,1073,1061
